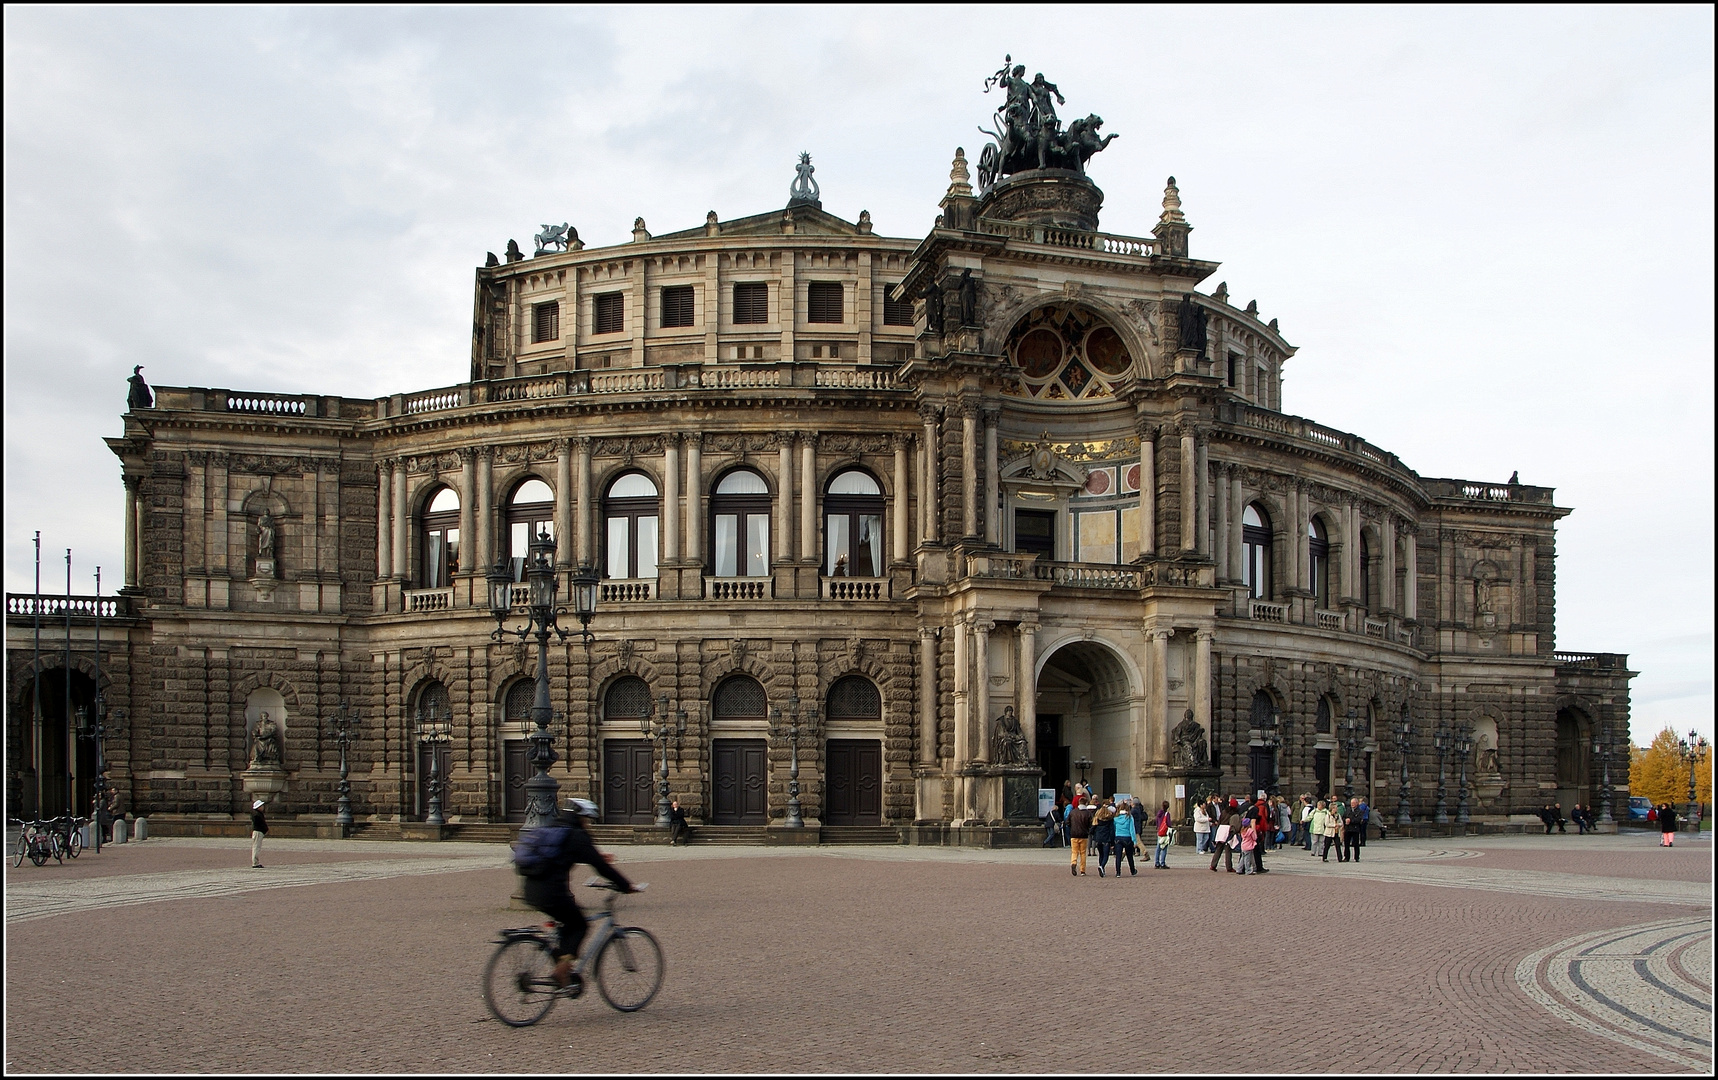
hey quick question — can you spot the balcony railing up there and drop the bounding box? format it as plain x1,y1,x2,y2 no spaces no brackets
1315,609,1345,632
601,579,655,603
1554,652,1629,670
1248,599,1287,623
705,577,771,601
1037,561,1141,590
6,594,134,619
822,577,889,601
405,587,453,613
1364,618,1388,638
975,217,1157,259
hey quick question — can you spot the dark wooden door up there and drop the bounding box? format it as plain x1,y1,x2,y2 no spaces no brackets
712,739,768,824
825,739,882,825
503,741,530,822
603,739,656,824
415,742,450,819
1250,745,1277,796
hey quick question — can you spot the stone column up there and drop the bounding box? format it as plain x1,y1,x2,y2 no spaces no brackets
1342,497,1357,601
920,405,941,544
1382,514,1398,612
574,437,592,568
961,400,979,539
1403,524,1418,621
973,618,994,762
685,434,703,563
476,447,493,573
1194,628,1213,735
1195,432,1210,556
391,460,408,582
1179,426,1197,552
1148,627,1172,765
1214,464,1231,583
121,475,139,587
376,462,393,579
1287,482,1302,593
662,434,680,562
1229,468,1244,588
983,407,1000,546
554,440,573,567
458,449,476,573
893,435,910,563
778,436,795,561
1018,618,1038,760
952,611,969,767
800,434,816,563
918,626,939,766
1138,422,1157,557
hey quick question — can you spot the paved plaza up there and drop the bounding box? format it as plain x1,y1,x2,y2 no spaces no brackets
4,830,1711,1074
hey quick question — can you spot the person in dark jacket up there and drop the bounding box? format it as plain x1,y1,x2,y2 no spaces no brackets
249,799,268,868
668,799,691,846
1067,797,1097,876
1658,803,1680,846
1209,800,1241,873
522,798,636,987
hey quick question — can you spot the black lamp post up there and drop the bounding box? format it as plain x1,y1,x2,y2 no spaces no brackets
1340,709,1364,801
1591,722,1615,826
75,699,113,853
1678,730,1709,828
489,530,596,829
1261,704,1282,796
1433,722,1451,824
1394,713,1413,825
769,694,820,828
1074,756,1093,789
1454,722,1473,825
641,694,687,828
416,697,451,826
326,701,359,834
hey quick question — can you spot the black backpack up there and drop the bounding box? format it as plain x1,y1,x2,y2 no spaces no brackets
512,821,574,878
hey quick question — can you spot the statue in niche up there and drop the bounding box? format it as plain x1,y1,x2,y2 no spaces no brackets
1475,574,1494,616
1476,732,1499,775
251,711,281,767
126,365,154,411
1171,709,1210,769
958,269,978,328
922,279,945,335
257,512,276,560
1177,293,1208,355
992,706,1029,765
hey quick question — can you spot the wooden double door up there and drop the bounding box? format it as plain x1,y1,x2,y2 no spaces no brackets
824,739,882,826
711,739,768,824
603,739,657,824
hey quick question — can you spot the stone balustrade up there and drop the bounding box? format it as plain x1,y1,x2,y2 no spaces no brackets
706,577,771,601
405,587,453,613
5,594,133,619
822,576,889,601
1249,599,1288,623
600,579,655,603
1315,609,1345,631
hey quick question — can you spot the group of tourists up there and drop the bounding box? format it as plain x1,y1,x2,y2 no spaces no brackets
1193,791,1371,873
1045,784,1176,877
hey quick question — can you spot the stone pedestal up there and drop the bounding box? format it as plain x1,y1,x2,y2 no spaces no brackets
252,559,278,602
978,169,1104,231
242,766,288,801
964,764,1044,826
1170,768,1221,821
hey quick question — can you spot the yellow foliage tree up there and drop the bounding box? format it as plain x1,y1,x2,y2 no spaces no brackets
1630,727,1714,809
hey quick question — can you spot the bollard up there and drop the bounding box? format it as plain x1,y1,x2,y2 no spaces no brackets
133,817,148,841
114,819,129,844
80,823,95,848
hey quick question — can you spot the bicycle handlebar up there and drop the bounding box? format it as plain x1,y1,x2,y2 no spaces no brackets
582,878,646,893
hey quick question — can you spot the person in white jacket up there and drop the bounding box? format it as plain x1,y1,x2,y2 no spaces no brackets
1193,800,1213,853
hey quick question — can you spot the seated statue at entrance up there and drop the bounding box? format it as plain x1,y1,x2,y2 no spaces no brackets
1171,710,1209,769
992,706,1029,765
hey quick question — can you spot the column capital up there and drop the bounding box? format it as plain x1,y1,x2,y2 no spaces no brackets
572,436,592,452
1147,626,1175,642
956,393,982,419
456,446,477,464
1134,418,1160,441
891,432,911,452
1193,627,1215,642
968,614,996,634
1017,616,1040,636
664,431,683,449
684,431,703,449
919,624,939,641
981,404,1002,425
918,402,944,425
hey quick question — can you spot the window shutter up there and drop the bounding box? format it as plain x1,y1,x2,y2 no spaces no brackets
808,282,843,324
532,301,560,343
660,285,694,328
882,287,913,326
733,282,768,324
594,293,624,335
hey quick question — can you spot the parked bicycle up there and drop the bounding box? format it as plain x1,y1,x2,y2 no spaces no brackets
483,879,663,1027
50,815,85,859
10,818,62,867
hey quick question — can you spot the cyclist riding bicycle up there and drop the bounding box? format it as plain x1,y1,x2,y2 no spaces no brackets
520,798,635,989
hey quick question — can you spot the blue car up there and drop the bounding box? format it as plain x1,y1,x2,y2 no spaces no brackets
1627,796,1653,821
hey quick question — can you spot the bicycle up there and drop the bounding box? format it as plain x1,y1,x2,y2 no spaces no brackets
10,819,61,867
51,816,85,859
482,879,663,1027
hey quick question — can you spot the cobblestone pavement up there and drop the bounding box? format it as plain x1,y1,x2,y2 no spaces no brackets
4,831,1710,1073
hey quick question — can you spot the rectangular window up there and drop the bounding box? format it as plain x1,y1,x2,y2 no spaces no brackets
715,514,739,577
807,281,843,324
594,292,624,335
1227,351,1240,387
883,286,913,326
533,301,560,344
1016,509,1056,560
607,518,630,579
828,343,840,359
635,516,659,579
660,285,694,328
745,514,770,576
733,282,768,324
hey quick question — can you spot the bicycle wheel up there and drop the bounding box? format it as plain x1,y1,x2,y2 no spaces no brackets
67,828,82,859
596,927,663,1012
29,838,47,867
49,833,63,865
482,939,558,1027
13,832,26,868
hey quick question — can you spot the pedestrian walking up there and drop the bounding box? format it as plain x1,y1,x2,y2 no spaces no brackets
1043,793,1065,847
1659,803,1679,846
1112,798,1139,876
1238,814,1260,874
249,799,268,868
1210,800,1240,873
1299,794,1316,850
1313,799,1341,862
1093,799,1117,876
1193,798,1213,854
1153,801,1173,869
1068,797,1096,876
1344,797,1364,862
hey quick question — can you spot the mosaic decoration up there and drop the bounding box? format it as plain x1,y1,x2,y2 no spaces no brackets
1005,304,1134,400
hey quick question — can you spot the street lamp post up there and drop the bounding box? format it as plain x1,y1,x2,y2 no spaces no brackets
1591,722,1615,826
1454,722,1473,825
1340,709,1364,801
1074,757,1093,790
75,700,114,853
769,695,820,828
488,531,597,829
1394,713,1413,825
416,698,451,826
326,701,359,834
1433,723,1451,824
641,695,687,828
1678,730,1709,829
1261,704,1282,797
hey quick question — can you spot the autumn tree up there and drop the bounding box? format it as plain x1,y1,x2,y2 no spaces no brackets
1630,727,1714,808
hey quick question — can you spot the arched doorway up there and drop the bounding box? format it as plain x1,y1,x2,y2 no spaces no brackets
1035,641,1135,801
1554,708,1589,814
824,675,882,825
709,676,768,824
601,676,656,824
14,669,98,819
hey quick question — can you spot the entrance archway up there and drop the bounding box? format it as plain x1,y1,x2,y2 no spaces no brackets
13,670,98,819
1554,708,1590,814
1035,640,1136,801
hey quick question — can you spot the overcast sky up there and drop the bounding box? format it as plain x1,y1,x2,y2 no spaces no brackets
5,6,1712,744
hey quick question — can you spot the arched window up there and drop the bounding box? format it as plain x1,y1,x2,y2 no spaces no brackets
1359,531,1374,611
1316,696,1332,734
421,487,460,588
713,675,767,720
826,675,881,719
506,478,555,581
505,679,535,730
1308,516,1330,609
1242,504,1273,600
824,469,884,577
604,676,654,723
711,469,770,577
604,472,659,580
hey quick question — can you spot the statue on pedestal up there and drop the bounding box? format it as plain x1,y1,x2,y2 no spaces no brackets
992,706,1029,765
1171,709,1210,769
251,711,281,767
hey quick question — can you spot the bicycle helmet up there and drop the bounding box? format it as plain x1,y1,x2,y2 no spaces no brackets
564,798,600,820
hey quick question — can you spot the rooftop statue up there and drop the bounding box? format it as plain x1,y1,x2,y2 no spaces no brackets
977,55,1117,192
534,222,576,254
127,365,154,411
788,152,821,208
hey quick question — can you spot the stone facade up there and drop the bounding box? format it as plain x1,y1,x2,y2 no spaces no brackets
6,153,1634,835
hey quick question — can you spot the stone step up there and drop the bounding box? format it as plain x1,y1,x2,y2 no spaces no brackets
819,826,904,845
